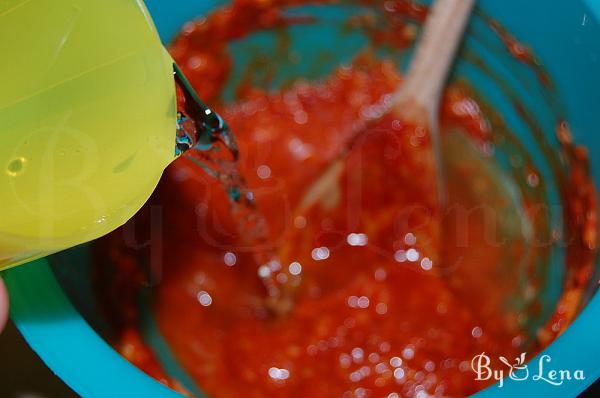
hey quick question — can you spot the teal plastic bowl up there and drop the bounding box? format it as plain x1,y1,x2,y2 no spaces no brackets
5,0,600,397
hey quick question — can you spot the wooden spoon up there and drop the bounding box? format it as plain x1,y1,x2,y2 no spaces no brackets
298,0,476,213
393,0,476,204
269,0,476,314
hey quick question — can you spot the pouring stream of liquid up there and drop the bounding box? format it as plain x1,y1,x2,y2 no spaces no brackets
174,64,287,312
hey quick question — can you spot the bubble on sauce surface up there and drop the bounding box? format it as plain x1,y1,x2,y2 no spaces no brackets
406,248,420,262
294,216,307,228
288,262,302,275
223,252,237,266
311,247,330,261
394,250,407,263
268,367,290,380
375,302,388,314
420,257,433,271
404,232,417,245
402,346,415,360
347,233,368,246
197,291,213,306
393,367,405,380
256,165,271,179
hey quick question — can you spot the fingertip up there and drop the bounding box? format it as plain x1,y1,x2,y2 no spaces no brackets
0,277,8,332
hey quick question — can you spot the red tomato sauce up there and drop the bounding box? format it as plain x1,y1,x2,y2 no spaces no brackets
93,1,598,397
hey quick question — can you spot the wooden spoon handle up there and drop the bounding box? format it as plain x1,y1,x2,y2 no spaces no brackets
395,0,476,121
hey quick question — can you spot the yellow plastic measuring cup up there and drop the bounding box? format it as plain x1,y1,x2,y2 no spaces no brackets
0,0,177,269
